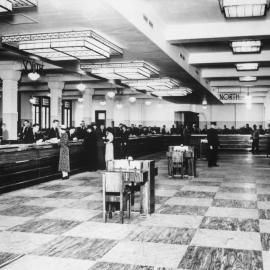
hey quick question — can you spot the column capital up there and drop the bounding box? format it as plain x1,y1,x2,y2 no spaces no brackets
83,88,95,96
0,70,21,81
0,61,22,71
48,81,65,91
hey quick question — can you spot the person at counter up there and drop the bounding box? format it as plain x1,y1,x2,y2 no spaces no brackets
33,124,44,143
68,127,77,141
207,122,220,167
84,126,98,171
170,125,177,135
222,125,230,134
96,125,106,170
58,125,70,180
251,124,260,154
121,125,129,158
259,125,265,135
105,127,114,168
76,120,87,140
161,125,167,135
48,120,60,139
19,120,34,143
183,126,191,145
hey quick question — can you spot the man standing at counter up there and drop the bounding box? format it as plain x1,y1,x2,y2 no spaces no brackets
48,120,60,139
19,120,34,143
207,122,220,167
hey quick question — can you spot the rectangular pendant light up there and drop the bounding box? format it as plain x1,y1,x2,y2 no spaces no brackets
152,88,192,97
239,76,257,81
81,61,159,80
124,78,180,91
236,63,259,70
220,0,269,18
2,30,123,61
0,0,12,12
8,0,37,8
230,40,261,53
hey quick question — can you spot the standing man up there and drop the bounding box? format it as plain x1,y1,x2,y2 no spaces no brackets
76,120,87,140
207,122,220,167
48,120,60,139
19,120,34,143
251,124,260,154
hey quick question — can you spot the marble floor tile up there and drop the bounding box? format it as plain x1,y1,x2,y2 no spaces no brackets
187,181,221,187
62,186,101,193
127,226,195,245
260,233,270,251
258,201,270,209
0,231,56,253
39,185,72,192
219,186,256,193
157,205,208,216
155,189,177,197
221,182,256,188
215,192,257,201
23,198,78,208
39,208,100,222
8,218,80,235
89,261,155,270
258,194,270,201
2,255,95,270
0,216,32,230
155,184,181,190
0,205,54,218
64,200,102,210
179,246,263,270
0,196,35,205
4,189,55,198
33,236,117,260
155,196,170,204
101,240,187,268
205,206,259,219
46,191,92,200
200,216,259,232
191,178,223,183
212,199,257,209
155,179,185,186
260,220,270,233
81,193,103,201
139,214,203,229
166,197,213,207
89,212,141,224
181,185,219,193
259,209,270,220
0,252,23,268
175,191,216,199
64,221,136,240
263,251,270,270
257,187,270,195
0,204,10,211
191,229,262,250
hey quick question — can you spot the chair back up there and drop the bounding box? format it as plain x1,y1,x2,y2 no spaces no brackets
172,151,184,163
113,159,129,170
103,172,123,193
129,160,143,170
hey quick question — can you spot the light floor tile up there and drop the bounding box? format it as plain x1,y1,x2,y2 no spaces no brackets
101,240,187,268
0,216,32,230
181,185,219,193
258,201,270,209
6,189,55,198
62,186,101,193
192,178,223,183
155,189,177,197
263,251,270,270
64,222,135,240
221,182,256,188
257,188,270,195
191,229,262,251
81,193,103,201
23,198,77,208
39,208,100,222
139,214,203,229
260,220,270,233
0,231,56,253
215,192,257,201
2,255,95,270
205,207,259,219
166,197,213,207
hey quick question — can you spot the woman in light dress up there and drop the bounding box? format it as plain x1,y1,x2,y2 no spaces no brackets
105,127,114,168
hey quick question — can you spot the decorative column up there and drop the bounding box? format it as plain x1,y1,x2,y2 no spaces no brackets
0,70,21,140
82,89,94,125
264,92,270,127
105,95,115,127
48,81,65,124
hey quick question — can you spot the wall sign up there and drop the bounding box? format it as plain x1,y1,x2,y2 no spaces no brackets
219,93,240,101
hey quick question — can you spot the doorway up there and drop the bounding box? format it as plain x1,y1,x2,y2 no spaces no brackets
95,110,106,127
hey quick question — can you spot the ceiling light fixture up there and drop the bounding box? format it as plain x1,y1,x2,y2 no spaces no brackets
129,96,136,103
202,99,208,110
2,30,123,61
116,103,123,109
81,61,159,80
78,97,84,103
236,63,259,71
107,91,115,98
124,77,180,91
239,76,257,81
219,0,270,18
230,40,262,53
100,100,106,106
28,71,40,81
0,0,12,12
152,88,192,97
145,100,152,106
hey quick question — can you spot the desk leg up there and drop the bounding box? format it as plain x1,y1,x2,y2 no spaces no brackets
141,181,150,215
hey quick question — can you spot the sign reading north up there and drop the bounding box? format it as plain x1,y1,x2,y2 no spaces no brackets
219,93,240,101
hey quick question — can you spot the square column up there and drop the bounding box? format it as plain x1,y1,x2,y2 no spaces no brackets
0,70,21,140
48,81,65,124
82,89,94,125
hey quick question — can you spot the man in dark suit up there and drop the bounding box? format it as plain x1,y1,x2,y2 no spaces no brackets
207,122,220,167
76,120,87,140
48,120,60,139
20,120,34,143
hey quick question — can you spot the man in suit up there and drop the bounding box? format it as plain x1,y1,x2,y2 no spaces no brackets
33,123,44,142
20,120,34,143
207,122,220,167
48,120,60,139
76,120,87,140
251,124,260,154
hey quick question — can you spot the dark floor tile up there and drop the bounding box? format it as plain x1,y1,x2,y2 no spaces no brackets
212,199,257,209
219,186,256,193
127,226,195,245
0,205,54,217
179,246,263,270
33,236,117,260
259,209,270,220
155,196,170,204
65,200,102,210
90,212,142,224
175,191,216,199
157,204,208,216
188,181,221,187
261,233,270,251
0,196,36,205
39,185,71,191
258,194,270,201
8,218,81,234
239,219,260,232
46,191,92,199
0,252,23,268
89,261,154,270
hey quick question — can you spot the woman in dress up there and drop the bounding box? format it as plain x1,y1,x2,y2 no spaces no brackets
105,127,114,168
58,125,70,180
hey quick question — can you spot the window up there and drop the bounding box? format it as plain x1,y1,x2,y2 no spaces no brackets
31,96,50,130
62,100,72,128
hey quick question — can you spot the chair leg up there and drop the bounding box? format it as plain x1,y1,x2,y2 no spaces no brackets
120,192,124,224
128,197,131,219
102,179,107,223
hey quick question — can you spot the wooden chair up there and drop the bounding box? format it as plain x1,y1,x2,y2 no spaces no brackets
170,151,185,178
102,171,131,224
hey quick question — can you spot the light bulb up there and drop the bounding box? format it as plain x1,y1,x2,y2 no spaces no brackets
77,82,86,91
116,103,123,109
129,96,136,103
100,101,106,106
28,72,40,81
145,100,152,106
107,91,115,98
78,97,84,103
29,97,35,104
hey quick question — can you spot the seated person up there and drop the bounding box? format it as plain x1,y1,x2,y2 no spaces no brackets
222,125,230,134
161,125,167,135
33,124,44,142
170,125,177,134
48,120,60,139
68,127,78,140
258,125,265,135
76,120,87,140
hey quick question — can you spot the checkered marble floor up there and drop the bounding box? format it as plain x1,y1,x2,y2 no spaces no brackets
0,152,270,269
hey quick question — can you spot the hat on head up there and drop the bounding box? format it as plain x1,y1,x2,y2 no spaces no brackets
210,121,217,126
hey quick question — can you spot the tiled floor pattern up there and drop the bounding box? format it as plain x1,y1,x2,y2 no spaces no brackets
0,152,269,269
